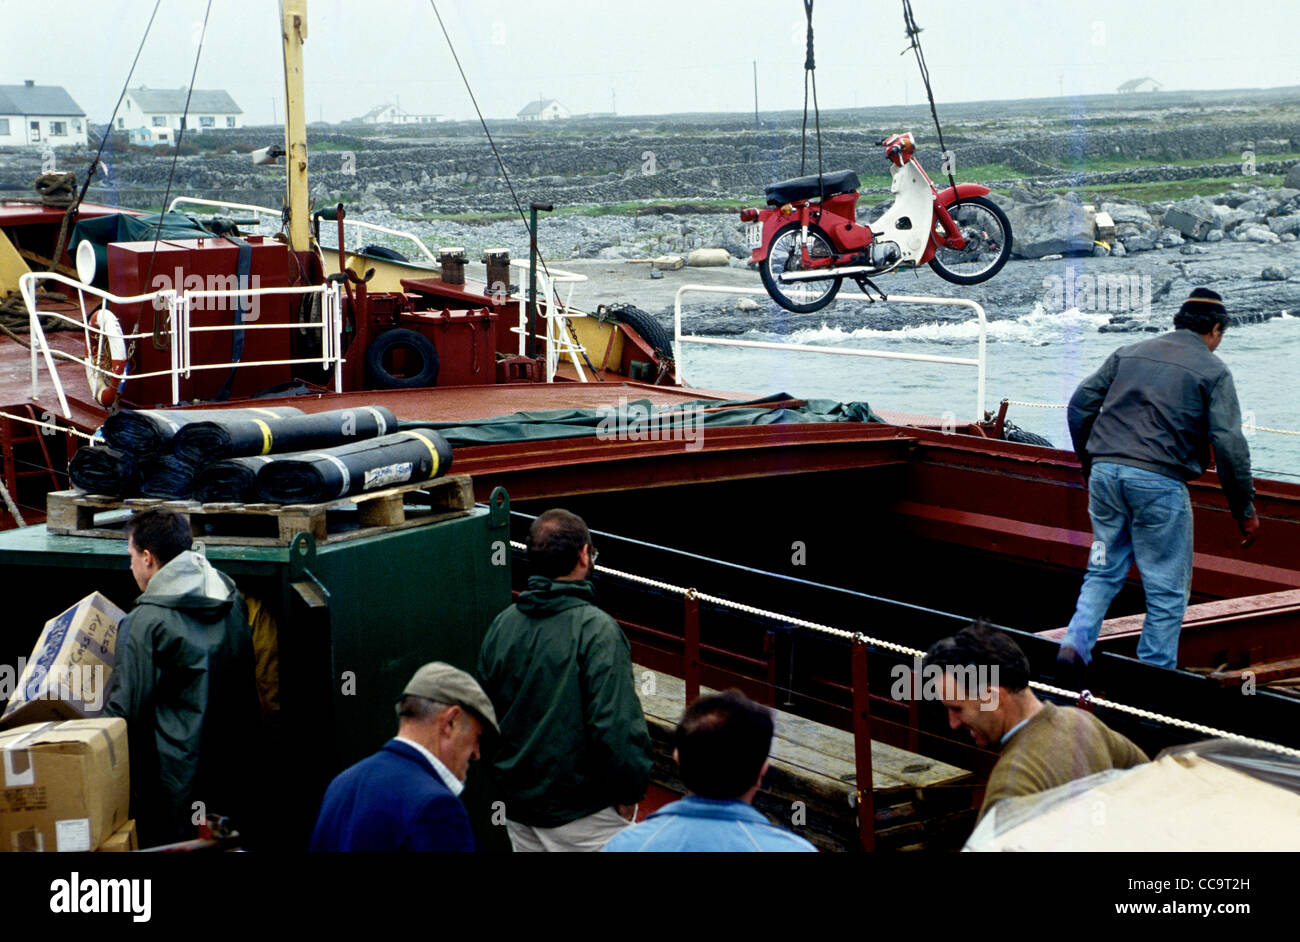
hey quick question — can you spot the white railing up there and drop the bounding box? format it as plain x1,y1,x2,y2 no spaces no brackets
333,219,439,267
167,196,282,222
18,271,343,418
508,260,590,383
673,285,988,420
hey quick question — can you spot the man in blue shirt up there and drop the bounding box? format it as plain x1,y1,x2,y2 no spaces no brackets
603,690,816,852
310,662,498,852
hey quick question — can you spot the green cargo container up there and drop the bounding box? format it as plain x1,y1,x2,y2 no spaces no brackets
0,489,513,849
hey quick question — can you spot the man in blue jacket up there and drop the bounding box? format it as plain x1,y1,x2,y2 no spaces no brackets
310,662,498,852
1060,287,1259,674
603,690,816,852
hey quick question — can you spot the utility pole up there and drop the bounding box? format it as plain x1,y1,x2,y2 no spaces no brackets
752,60,759,127
611,89,615,114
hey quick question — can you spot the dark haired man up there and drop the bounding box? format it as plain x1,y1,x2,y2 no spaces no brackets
104,508,259,847
1060,287,1258,673
603,690,816,852
477,509,651,851
310,662,497,852
924,622,1147,824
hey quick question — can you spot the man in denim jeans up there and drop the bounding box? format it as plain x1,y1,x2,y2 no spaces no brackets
1060,288,1259,673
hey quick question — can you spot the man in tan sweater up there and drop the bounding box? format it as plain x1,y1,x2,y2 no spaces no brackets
922,622,1148,824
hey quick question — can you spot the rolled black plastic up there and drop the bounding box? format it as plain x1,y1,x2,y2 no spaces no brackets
139,454,201,499
172,406,399,465
102,407,304,458
193,456,275,503
68,446,138,497
254,430,453,504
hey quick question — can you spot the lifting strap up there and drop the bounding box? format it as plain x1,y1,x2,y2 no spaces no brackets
798,0,825,204
901,0,959,199
214,237,252,402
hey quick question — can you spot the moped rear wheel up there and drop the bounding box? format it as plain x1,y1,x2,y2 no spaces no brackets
760,222,842,313
928,195,1012,285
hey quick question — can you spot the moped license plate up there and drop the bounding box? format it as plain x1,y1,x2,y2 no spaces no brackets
744,223,763,248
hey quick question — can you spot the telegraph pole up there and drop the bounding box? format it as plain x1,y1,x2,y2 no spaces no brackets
753,60,759,127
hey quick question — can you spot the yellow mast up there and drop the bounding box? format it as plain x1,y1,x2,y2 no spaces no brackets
280,0,310,251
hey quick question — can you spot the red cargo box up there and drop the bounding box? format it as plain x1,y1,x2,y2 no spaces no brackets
398,308,498,387
106,237,293,405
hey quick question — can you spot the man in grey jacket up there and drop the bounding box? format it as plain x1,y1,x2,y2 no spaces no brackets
1060,288,1259,672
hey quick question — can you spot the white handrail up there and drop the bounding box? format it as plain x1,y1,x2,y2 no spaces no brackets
18,271,343,416
329,218,439,266
508,260,590,382
673,285,988,420
167,196,281,219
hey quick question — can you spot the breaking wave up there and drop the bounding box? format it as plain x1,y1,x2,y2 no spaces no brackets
744,303,1113,346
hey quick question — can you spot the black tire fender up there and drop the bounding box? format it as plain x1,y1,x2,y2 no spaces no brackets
365,328,440,389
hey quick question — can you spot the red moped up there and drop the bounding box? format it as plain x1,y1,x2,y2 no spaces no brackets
742,132,1012,312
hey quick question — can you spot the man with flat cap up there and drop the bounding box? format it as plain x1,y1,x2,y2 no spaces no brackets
1060,287,1259,675
310,662,498,852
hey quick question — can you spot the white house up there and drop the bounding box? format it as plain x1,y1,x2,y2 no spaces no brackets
1117,77,1162,94
117,87,242,143
0,81,88,147
517,98,570,121
360,104,442,125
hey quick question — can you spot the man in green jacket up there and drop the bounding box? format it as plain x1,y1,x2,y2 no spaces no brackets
104,508,260,847
477,508,652,852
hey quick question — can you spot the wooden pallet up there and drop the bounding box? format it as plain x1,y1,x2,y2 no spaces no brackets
45,475,476,546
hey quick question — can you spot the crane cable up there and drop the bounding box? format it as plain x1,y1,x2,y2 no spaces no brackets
901,0,960,200
798,0,825,205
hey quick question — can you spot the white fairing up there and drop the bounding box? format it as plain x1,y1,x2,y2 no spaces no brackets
871,161,933,260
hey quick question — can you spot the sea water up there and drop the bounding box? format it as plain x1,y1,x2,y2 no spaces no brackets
678,307,1300,480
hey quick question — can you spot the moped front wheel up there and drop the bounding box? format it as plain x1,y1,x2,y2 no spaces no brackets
928,195,1012,285
760,222,842,313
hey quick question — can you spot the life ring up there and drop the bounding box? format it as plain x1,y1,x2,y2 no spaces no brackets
85,307,128,407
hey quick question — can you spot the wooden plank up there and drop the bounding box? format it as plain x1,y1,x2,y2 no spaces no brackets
636,667,969,793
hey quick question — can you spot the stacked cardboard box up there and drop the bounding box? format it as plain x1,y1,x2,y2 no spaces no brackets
0,718,130,852
0,592,125,730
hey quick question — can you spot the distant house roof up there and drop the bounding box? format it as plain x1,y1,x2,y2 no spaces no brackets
361,104,396,120
1117,77,1161,92
517,98,562,117
0,83,85,116
128,87,242,114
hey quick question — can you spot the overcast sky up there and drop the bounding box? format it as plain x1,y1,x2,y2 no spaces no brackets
3,0,1297,124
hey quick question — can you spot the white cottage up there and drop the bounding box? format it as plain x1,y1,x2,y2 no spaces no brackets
0,81,88,147
119,87,242,143
517,98,570,122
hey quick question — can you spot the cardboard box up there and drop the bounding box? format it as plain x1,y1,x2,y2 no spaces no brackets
0,592,125,731
0,718,130,852
96,819,138,852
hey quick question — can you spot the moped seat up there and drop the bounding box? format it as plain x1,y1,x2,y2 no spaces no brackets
764,169,860,206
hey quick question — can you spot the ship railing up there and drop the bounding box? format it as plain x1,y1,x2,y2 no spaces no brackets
18,271,344,418
673,285,988,420
507,259,590,383
167,196,283,224
338,219,439,266
506,533,1300,850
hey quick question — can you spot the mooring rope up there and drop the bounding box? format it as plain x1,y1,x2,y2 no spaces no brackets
506,539,1300,759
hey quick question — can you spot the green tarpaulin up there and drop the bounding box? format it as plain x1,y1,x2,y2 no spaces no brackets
70,212,216,287
401,392,883,448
